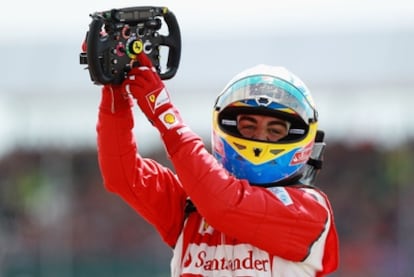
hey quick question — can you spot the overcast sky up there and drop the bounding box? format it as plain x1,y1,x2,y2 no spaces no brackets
2,0,414,41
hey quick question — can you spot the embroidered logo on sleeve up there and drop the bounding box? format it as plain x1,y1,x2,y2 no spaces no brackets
146,87,170,113
158,108,181,129
268,187,293,206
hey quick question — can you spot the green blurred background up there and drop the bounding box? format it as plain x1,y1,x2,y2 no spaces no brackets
1,1,413,276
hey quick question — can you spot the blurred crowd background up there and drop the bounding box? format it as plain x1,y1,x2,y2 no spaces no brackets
1,140,414,276
1,1,413,276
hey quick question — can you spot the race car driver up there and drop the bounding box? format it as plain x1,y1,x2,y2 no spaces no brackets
95,52,339,276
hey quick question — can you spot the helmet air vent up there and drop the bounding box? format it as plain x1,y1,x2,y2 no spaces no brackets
233,142,246,150
253,148,263,157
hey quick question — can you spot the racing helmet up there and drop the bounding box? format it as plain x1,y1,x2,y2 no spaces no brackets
212,64,318,186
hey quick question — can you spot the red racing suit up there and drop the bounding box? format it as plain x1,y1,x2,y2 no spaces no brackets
96,87,339,276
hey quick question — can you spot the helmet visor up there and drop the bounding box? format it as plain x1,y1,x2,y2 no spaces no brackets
215,75,316,124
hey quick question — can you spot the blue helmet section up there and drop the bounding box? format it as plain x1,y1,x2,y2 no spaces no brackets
216,138,303,184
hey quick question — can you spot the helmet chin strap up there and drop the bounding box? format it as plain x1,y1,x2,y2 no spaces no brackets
298,130,325,187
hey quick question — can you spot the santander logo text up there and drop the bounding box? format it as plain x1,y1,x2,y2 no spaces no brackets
290,142,314,165
182,244,271,276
